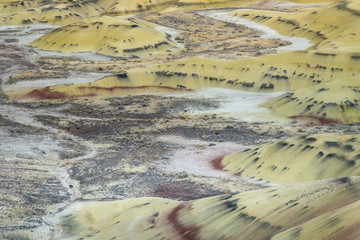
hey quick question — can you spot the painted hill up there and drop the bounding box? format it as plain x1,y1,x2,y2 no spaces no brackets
7,50,360,101
272,199,360,240
0,0,258,26
2,1,360,239
0,0,114,25
125,0,360,94
105,0,178,16
58,177,360,240
228,1,360,123
229,1,360,53
262,80,360,124
5,1,360,125
220,134,360,184
28,15,183,58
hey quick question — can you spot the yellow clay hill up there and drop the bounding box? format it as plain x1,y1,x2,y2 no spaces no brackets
221,134,360,184
9,1,360,124
59,177,360,240
28,15,183,57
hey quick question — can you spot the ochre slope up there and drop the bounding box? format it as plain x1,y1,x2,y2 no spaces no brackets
229,1,360,53
221,134,360,184
6,1,360,124
0,0,262,25
272,199,360,240
124,50,359,92
28,15,183,58
59,177,360,240
161,0,256,12
59,198,179,240
7,49,360,100
226,1,360,123
262,80,360,124
0,0,116,25
105,0,179,16
118,0,360,99
79,0,360,95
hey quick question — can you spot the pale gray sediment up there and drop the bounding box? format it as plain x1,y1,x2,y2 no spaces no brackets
198,10,312,52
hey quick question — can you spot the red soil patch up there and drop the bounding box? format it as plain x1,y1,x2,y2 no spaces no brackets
26,86,67,100
25,86,97,100
210,155,241,176
211,156,226,171
167,203,200,240
289,115,342,126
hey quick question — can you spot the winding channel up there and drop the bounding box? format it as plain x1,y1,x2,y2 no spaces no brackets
0,105,99,239
198,9,312,52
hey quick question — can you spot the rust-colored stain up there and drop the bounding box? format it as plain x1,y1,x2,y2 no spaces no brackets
211,156,225,171
26,86,67,100
234,172,242,177
211,155,242,176
289,115,342,125
26,86,97,100
306,63,319,68
167,203,200,240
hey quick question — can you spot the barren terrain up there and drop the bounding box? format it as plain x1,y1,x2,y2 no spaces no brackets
1,0,360,239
